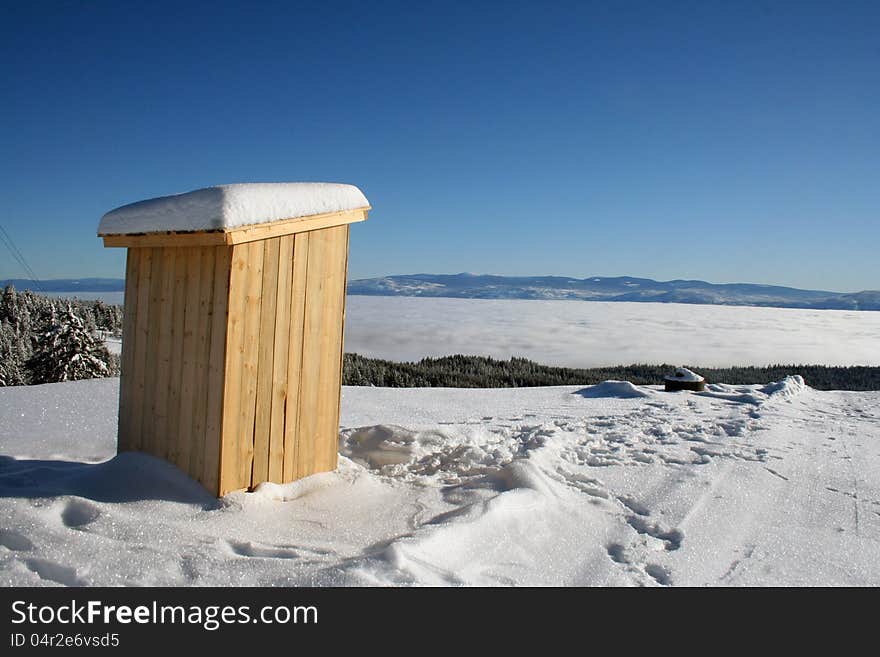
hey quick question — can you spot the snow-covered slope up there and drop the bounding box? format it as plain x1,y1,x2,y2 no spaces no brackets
2,377,879,586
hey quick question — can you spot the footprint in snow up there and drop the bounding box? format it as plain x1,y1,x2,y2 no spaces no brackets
645,563,672,586
24,558,87,586
626,516,684,551
61,499,101,529
226,540,331,560
606,543,628,564
617,495,650,516
0,529,34,551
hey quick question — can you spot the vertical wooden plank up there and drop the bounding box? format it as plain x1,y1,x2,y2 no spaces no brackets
315,226,347,472
204,246,230,494
283,232,310,482
117,248,140,452
188,247,213,487
268,234,294,482
176,247,202,477
333,225,351,465
166,247,188,470
130,247,153,453
297,230,328,478
152,248,176,462
252,238,279,486
140,247,165,458
237,240,264,488
219,243,247,494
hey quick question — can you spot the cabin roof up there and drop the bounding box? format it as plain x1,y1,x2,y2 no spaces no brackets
98,183,369,236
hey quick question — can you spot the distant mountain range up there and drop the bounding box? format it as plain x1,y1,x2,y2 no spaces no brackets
3,275,879,310
0,278,125,292
347,273,880,311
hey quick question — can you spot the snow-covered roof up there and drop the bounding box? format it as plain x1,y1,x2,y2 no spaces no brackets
664,367,705,382
98,183,370,236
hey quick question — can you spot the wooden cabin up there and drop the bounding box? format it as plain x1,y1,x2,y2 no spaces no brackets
99,183,370,496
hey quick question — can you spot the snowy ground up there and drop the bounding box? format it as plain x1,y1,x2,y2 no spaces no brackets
103,337,121,356
1,377,879,586
345,297,880,367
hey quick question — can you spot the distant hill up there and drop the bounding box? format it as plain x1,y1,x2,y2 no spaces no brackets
348,274,880,311
0,278,125,293
4,275,878,311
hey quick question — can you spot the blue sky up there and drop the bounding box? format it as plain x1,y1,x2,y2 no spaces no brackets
1,1,877,291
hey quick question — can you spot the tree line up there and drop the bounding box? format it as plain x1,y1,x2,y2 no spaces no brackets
342,353,880,391
0,285,121,386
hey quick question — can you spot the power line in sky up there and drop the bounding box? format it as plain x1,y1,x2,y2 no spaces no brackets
0,224,45,294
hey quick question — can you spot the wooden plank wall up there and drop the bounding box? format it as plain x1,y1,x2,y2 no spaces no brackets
118,226,350,497
118,245,230,492
117,249,140,452
218,225,349,494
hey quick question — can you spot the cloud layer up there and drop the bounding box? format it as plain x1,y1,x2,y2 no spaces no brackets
344,297,880,367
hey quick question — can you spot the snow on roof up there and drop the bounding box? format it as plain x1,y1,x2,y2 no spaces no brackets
664,367,705,382
98,182,370,235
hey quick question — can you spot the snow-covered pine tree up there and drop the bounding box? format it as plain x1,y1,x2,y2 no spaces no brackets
1,285,17,323
27,304,112,383
0,318,30,386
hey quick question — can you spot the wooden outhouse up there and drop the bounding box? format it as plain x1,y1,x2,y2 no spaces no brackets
98,183,369,496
